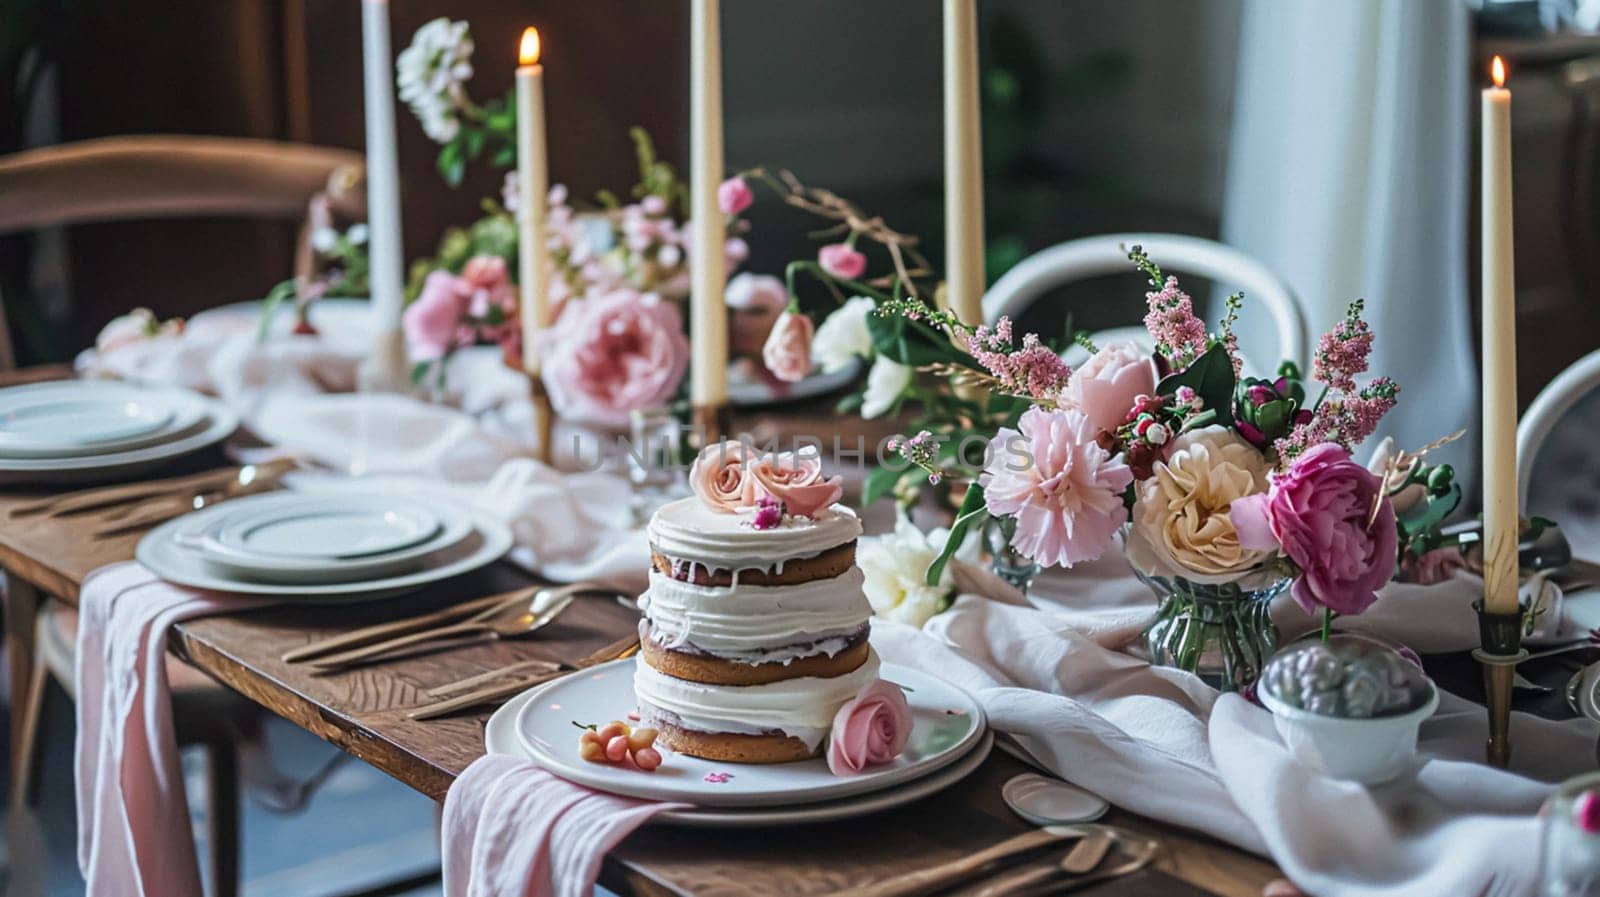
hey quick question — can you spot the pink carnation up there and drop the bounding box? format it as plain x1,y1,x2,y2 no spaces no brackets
827,679,911,776
539,288,690,427
1231,443,1398,616
979,406,1134,568
404,270,469,361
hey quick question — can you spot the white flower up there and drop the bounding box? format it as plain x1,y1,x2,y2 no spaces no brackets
397,18,474,144
346,223,369,246
811,296,876,373
410,95,461,143
310,227,339,254
859,513,981,626
860,356,911,419
723,272,787,311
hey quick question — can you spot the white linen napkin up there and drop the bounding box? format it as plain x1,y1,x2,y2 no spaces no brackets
74,562,276,897
441,755,688,897
873,586,1600,897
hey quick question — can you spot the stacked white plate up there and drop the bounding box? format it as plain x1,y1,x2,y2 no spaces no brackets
138,490,513,603
485,658,992,826
0,381,240,484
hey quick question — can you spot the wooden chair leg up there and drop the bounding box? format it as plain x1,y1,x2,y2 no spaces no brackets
9,642,48,810
203,740,241,897
3,572,42,794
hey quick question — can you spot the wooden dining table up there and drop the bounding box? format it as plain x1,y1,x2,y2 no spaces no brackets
0,365,1285,897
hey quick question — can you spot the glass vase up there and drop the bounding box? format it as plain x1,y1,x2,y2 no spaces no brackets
1134,568,1290,692
984,515,1041,595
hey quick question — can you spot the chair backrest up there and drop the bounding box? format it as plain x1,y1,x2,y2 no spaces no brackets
0,135,366,370
982,232,1308,370
1518,347,1600,507
0,135,366,234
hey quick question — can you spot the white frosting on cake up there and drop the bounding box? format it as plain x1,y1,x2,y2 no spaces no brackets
640,568,870,660
647,497,861,576
632,650,880,751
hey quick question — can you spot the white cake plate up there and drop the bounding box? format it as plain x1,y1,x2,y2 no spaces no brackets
484,677,992,828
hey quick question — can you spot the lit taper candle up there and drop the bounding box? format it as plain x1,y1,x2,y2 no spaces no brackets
1481,55,1518,615
516,27,551,371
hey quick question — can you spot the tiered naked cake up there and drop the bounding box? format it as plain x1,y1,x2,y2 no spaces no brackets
632,449,881,763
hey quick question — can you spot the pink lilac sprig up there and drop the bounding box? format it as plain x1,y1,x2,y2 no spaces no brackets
875,299,1073,403
1313,299,1374,393
1218,291,1245,377
1129,246,1209,368
1276,378,1400,459
888,430,943,484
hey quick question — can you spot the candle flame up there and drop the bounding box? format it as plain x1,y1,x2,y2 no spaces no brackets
519,27,541,66
1491,55,1506,88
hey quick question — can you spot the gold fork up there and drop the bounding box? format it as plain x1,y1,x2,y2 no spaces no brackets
406,634,639,720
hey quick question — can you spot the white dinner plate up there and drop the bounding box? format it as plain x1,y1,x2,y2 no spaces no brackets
0,393,239,485
137,498,512,602
485,680,993,827
178,494,473,584
209,495,441,559
509,658,986,808
0,382,209,458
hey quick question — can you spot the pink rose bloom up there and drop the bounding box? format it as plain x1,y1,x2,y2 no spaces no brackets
827,679,912,776
818,242,866,280
762,311,814,383
1231,443,1398,616
725,273,788,357
717,176,753,215
744,448,843,519
689,440,755,513
1061,341,1159,435
540,288,690,427
980,406,1134,568
404,270,469,361
1401,546,1466,585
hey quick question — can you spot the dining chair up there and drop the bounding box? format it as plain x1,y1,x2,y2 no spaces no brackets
0,135,367,369
0,134,366,897
981,232,1309,371
1518,349,1600,564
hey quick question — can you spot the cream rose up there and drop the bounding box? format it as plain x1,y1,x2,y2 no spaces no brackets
1128,425,1272,583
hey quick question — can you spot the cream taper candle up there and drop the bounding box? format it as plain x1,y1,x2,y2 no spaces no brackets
689,0,727,408
943,0,985,326
516,27,551,374
1481,55,1518,614
360,0,404,334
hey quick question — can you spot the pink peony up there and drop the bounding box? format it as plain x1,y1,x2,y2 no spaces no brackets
1060,341,1159,435
762,311,814,383
818,242,867,280
539,288,690,427
1231,443,1398,616
827,679,912,776
724,273,788,357
979,406,1134,568
404,270,469,361
744,448,842,519
716,177,753,216
689,440,756,513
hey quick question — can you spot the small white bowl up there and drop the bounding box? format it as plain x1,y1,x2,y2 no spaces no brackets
1258,682,1439,785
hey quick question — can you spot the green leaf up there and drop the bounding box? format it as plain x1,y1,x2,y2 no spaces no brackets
835,392,864,414
256,279,297,343
464,128,486,159
1157,342,1236,422
436,140,466,187
490,145,516,167
927,484,987,586
865,310,979,369
1397,483,1461,538
863,465,907,506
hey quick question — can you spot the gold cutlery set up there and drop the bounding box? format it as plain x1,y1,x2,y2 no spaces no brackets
833,823,1158,897
280,581,638,720
10,458,297,535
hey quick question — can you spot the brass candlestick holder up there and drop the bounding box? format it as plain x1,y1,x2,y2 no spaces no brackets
528,372,554,466
691,402,731,449
1473,598,1528,768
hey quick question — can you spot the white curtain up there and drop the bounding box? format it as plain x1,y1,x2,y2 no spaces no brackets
1222,0,1478,484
